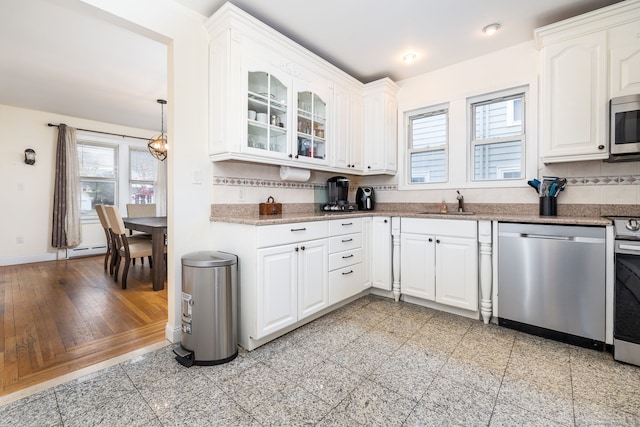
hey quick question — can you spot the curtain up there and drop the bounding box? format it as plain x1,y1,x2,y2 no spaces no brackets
52,124,81,248
155,158,167,216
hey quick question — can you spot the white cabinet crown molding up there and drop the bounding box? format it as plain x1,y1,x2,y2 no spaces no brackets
534,0,640,49
205,2,362,89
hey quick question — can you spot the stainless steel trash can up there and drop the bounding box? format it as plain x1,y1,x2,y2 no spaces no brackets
174,251,238,367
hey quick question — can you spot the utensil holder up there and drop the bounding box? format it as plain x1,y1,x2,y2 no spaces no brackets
539,196,557,216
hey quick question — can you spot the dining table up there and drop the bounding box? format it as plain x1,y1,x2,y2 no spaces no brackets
123,216,167,291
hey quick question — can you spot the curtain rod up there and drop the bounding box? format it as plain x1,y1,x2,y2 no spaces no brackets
47,123,151,142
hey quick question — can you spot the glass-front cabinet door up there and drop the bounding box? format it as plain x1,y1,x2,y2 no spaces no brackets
247,71,288,156
296,91,327,162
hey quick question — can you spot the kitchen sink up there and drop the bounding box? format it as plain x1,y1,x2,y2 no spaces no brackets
416,211,474,215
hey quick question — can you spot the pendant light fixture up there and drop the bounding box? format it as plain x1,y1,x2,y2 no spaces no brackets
148,99,168,161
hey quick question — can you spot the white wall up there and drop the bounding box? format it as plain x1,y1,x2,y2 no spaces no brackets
79,0,211,343
0,104,154,265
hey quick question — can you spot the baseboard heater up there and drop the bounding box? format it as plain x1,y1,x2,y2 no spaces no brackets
66,245,107,258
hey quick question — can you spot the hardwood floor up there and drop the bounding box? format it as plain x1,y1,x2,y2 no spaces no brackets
0,255,167,397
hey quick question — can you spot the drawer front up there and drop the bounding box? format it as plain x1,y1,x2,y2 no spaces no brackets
329,263,365,305
401,218,477,238
329,218,362,236
329,233,362,253
329,248,363,271
257,221,328,248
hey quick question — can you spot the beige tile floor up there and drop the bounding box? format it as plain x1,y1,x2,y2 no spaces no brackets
1,294,640,426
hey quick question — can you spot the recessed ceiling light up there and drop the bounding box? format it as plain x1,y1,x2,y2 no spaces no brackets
482,23,501,36
403,53,417,64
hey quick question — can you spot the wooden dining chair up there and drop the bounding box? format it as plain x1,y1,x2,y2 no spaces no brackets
126,203,156,219
95,204,115,273
126,203,155,264
103,204,157,289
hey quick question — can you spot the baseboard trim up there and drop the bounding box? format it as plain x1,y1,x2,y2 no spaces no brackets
166,323,181,343
0,253,58,266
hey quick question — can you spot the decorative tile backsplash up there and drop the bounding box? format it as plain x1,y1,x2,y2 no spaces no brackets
570,175,640,185
213,176,323,189
213,174,639,191
213,176,398,191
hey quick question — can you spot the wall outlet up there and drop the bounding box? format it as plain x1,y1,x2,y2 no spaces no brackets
16,235,24,244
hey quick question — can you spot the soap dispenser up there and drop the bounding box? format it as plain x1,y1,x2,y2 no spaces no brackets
439,199,448,214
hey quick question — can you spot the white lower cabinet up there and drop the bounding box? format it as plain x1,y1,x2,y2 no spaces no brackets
329,263,364,304
297,240,330,319
371,216,392,290
256,244,298,338
214,215,481,351
328,218,367,304
434,235,478,311
400,218,478,311
256,239,328,339
400,233,435,300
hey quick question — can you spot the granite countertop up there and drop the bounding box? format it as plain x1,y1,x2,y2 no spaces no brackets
210,210,612,226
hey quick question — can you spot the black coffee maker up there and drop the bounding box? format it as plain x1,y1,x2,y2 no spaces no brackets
323,176,355,211
327,176,349,205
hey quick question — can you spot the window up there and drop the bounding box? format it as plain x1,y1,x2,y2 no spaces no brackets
470,90,525,181
129,148,157,204
78,142,118,217
407,104,448,184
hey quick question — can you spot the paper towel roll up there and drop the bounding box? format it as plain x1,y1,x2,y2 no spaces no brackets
280,166,310,182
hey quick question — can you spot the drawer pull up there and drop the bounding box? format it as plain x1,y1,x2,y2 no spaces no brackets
290,227,307,232
341,222,353,226
342,270,354,275
341,238,353,243
342,254,354,259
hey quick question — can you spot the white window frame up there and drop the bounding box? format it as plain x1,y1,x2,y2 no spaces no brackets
405,103,449,187
468,87,526,182
76,132,150,222
77,139,119,220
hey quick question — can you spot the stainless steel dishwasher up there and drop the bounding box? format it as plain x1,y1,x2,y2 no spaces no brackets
498,223,606,349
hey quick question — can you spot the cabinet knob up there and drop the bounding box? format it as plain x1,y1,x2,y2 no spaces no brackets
598,145,605,150
436,239,440,244
368,165,371,169
295,247,299,252
384,219,388,223
288,154,293,158
428,238,433,242
300,246,305,251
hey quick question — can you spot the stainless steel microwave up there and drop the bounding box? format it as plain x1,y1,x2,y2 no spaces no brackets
610,94,640,160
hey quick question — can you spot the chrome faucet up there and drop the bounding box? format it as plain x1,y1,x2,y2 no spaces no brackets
456,190,464,213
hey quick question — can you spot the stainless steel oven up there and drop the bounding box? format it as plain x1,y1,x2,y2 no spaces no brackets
610,216,640,366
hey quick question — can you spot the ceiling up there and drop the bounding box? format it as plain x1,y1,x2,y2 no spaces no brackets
0,0,623,131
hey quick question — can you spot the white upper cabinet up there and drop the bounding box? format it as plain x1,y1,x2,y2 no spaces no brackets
245,67,291,160
609,20,640,98
206,3,396,175
538,32,608,163
535,1,640,164
364,78,399,174
332,84,364,172
294,82,331,165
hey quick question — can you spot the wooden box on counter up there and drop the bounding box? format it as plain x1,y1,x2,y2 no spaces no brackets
259,196,282,215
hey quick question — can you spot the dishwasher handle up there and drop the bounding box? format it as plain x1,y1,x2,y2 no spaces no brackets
521,233,573,241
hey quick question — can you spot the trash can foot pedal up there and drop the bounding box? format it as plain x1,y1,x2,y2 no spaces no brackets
173,346,194,367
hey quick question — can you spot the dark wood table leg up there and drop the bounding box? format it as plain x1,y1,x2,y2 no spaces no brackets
152,228,166,291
